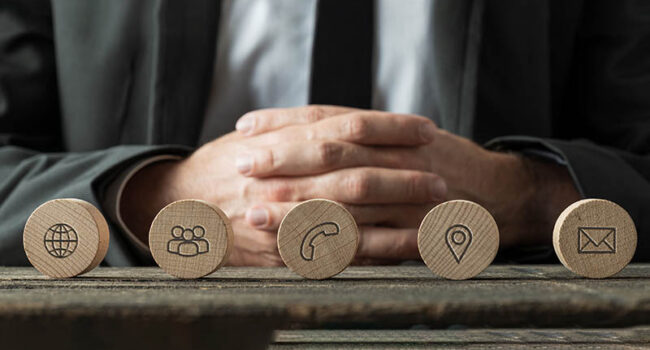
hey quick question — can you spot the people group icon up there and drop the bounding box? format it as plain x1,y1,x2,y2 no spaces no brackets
167,225,210,257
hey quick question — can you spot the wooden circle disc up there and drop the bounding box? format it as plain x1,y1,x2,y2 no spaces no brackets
418,200,499,280
553,199,636,278
23,198,110,278
277,199,358,280
149,199,233,279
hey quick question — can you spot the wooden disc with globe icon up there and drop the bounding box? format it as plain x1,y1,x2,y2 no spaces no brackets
23,199,110,278
44,223,78,258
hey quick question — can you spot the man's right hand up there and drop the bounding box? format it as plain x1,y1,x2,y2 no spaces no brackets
120,119,446,266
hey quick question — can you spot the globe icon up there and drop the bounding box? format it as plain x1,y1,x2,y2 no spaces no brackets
43,223,78,258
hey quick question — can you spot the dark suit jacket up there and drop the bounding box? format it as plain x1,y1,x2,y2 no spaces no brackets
1,0,649,265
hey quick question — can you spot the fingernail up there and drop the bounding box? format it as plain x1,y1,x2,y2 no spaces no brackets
430,178,447,200
247,207,269,227
236,114,256,135
236,154,254,175
419,122,436,143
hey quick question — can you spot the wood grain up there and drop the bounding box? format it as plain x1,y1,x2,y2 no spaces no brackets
0,265,649,329
271,328,650,349
418,200,499,280
277,199,358,280
553,199,637,278
149,199,233,279
23,198,109,278
76,198,110,274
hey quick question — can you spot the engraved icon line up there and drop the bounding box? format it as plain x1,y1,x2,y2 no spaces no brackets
445,224,472,263
43,223,78,259
578,227,616,254
167,225,210,257
300,222,340,261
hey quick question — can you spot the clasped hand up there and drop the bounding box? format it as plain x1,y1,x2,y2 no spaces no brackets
122,106,579,266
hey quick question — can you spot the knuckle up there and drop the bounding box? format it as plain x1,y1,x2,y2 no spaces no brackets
239,177,255,198
346,172,371,200
343,116,369,140
261,148,276,172
305,105,325,123
265,181,293,201
404,173,422,199
267,131,287,145
316,141,343,168
304,127,317,141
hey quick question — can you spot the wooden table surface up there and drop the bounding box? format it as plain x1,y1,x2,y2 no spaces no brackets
270,327,650,349
1,265,649,349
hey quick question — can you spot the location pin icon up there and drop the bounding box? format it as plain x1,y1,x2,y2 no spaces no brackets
445,224,473,263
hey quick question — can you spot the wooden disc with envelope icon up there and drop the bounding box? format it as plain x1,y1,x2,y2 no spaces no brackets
553,199,637,278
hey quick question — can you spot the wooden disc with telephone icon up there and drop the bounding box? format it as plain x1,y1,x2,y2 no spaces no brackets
277,199,358,280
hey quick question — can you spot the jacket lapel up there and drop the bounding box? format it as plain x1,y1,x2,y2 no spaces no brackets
433,0,485,138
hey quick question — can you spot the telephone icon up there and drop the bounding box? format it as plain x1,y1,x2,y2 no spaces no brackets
300,222,340,261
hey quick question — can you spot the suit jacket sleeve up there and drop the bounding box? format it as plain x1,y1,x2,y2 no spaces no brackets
0,0,189,266
486,0,650,262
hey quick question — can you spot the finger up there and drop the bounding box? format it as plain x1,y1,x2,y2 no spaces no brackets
236,140,432,177
348,203,434,228
236,105,357,136
297,111,437,146
250,168,447,204
356,226,420,260
227,224,284,267
245,202,435,231
244,202,295,231
311,168,447,204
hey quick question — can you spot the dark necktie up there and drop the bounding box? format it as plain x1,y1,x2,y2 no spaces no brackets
309,0,374,109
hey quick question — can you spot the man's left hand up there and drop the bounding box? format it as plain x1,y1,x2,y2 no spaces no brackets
235,105,581,249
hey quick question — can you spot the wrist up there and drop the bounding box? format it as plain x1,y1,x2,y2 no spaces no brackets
480,152,535,245
484,152,581,247
120,159,184,243
522,156,582,240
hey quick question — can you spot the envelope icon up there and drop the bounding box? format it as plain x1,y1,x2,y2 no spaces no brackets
578,227,616,254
